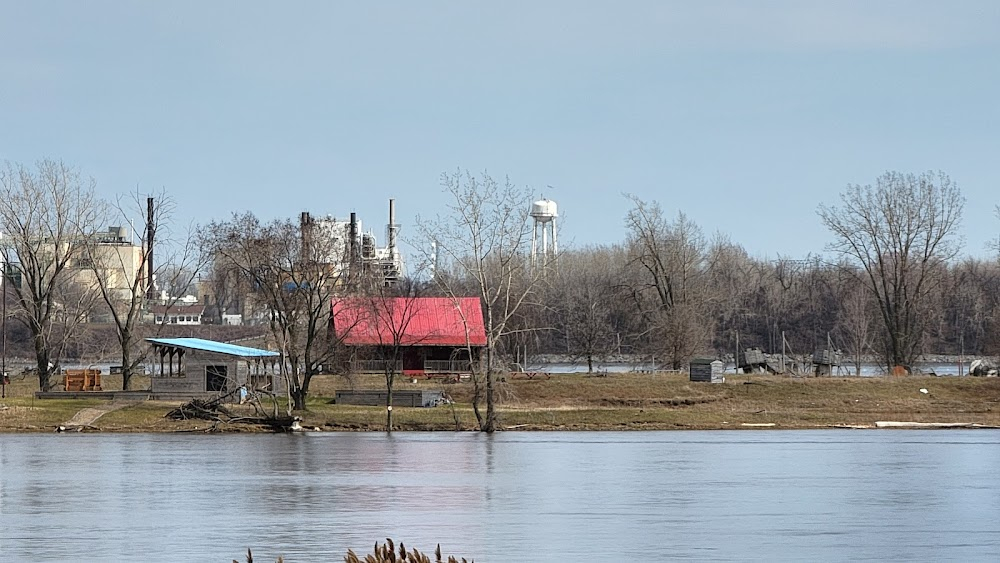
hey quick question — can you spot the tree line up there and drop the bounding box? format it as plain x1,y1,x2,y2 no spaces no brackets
3,160,996,428
419,170,992,381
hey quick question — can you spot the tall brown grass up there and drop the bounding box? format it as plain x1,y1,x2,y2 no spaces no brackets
238,538,471,563
344,538,471,563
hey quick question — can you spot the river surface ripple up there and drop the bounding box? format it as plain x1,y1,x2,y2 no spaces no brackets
1,430,999,562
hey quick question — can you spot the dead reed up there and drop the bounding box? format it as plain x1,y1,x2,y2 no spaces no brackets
238,538,471,563
344,538,472,563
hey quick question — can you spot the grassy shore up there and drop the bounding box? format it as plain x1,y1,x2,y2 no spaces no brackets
2,371,1000,432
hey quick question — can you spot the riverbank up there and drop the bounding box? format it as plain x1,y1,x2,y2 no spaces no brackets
2,372,1000,432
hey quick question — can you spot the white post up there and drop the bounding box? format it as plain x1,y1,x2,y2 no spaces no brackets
531,220,538,267
542,222,548,264
552,217,558,256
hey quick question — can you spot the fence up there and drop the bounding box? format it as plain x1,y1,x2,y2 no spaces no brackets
424,360,475,373
350,359,474,374
351,360,403,373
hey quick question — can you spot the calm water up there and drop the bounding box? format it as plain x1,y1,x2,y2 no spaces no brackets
2,431,999,562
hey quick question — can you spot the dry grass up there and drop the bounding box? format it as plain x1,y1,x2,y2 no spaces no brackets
240,538,470,563
263,372,1000,430
4,371,1000,432
344,538,471,563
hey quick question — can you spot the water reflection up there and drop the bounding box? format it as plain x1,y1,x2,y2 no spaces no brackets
1,431,999,561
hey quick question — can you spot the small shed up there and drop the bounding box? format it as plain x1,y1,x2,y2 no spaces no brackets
689,358,725,383
146,337,283,399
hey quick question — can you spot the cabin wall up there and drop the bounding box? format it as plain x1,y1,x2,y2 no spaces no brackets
348,345,484,374
151,349,283,395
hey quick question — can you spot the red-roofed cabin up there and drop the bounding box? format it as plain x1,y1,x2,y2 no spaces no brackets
331,297,486,377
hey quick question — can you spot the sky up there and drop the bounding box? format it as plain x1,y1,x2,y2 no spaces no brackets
2,1,999,262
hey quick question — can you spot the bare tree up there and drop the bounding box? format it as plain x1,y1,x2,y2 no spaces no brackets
339,281,425,431
624,195,712,369
158,264,199,300
200,254,250,324
546,247,623,372
834,270,874,376
922,258,998,360
417,170,545,433
703,235,754,339
0,160,105,391
199,213,343,411
995,205,1000,255
818,171,964,370
82,191,200,390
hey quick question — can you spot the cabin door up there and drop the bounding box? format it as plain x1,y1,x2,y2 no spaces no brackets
402,348,423,373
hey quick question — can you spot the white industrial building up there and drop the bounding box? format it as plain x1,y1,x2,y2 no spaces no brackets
300,198,403,285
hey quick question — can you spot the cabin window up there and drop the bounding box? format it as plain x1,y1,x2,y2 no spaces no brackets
206,365,228,392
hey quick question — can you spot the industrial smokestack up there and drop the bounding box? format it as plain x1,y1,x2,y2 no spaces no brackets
349,212,358,271
387,198,397,251
300,212,313,262
146,197,155,300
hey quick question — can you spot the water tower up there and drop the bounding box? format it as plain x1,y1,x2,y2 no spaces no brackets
530,198,558,267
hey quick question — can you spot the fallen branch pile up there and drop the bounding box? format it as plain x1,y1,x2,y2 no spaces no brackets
166,392,293,432
166,398,233,421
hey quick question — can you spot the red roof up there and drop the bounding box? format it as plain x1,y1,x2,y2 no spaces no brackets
332,297,487,347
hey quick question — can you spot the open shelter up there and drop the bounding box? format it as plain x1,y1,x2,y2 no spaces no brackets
146,337,283,398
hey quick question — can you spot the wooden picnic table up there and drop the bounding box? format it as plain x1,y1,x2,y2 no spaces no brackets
63,369,102,391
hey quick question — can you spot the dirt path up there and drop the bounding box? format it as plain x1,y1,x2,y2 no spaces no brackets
63,401,136,429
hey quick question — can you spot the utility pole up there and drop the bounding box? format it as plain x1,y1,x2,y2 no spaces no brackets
781,330,786,375
1,232,6,399
959,333,964,377
735,330,740,375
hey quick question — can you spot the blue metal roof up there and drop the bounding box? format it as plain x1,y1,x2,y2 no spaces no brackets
145,337,280,358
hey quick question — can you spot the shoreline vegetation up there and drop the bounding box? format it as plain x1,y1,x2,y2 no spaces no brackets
2,371,1000,433
241,538,472,563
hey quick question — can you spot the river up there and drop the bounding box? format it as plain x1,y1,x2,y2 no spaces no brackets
1,431,999,561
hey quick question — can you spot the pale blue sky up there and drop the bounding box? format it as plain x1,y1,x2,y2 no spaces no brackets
2,1,999,260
